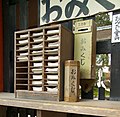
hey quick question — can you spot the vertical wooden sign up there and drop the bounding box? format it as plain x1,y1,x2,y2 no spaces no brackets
74,20,96,92
64,60,80,102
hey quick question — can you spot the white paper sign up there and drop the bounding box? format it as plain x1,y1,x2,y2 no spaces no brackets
40,0,120,25
112,14,120,43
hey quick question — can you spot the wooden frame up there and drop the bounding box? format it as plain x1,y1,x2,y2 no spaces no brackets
14,24,73,101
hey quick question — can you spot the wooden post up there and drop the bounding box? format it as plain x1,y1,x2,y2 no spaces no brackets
0,0,3,92
2,0,16,92
110,10,120,100
37,110,67,117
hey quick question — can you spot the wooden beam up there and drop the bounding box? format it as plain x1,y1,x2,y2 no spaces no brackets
2,0,16,92
0,93,120,116
37,110,67,117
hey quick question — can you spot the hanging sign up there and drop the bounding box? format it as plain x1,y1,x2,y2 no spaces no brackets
112,14,120,43
40,0,120,25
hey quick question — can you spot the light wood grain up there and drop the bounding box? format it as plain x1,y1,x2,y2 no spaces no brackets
0,93,120,117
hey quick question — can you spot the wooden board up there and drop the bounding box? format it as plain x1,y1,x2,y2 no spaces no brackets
16,90,58,101
37,110,67,117
0,93,120,117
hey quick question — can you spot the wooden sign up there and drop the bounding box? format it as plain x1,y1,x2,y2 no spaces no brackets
40,0,120,25
74,20,96,79
112,14,120,43
74,19,96,92
64,60,80,102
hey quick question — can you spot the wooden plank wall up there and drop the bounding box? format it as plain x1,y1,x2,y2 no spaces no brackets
16,0,39,30
37,110,67,117
28,0,39,28
3,0,39,92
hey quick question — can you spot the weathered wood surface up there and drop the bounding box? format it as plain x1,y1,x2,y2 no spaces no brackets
0,93,120,117
64,60,80,102
16,90,58,101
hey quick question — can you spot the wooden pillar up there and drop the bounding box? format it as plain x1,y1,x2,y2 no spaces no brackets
2,0,16,92
110,10,120,100
37,110,67,117
2,0,10,92
0,0,3,92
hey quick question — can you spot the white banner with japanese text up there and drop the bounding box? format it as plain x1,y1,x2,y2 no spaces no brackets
40,0,120,25
112,14,120,43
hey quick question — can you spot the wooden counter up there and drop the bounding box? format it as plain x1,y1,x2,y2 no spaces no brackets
0,93,120,117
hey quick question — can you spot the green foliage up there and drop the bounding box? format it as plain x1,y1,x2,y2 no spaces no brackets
94,87,98,98
96,54,109,66
95,13,112,26
93,87,110,98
